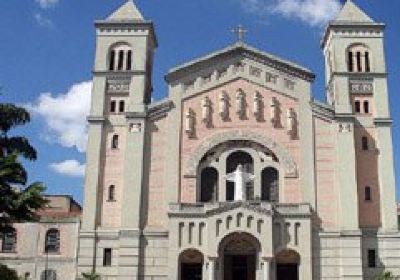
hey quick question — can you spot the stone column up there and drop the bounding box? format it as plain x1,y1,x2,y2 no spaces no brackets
262,257,272,280
208,257,216,280
218,153,228,202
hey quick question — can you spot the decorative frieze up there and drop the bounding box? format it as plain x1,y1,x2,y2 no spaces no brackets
349,80,373,94
106,76,131,94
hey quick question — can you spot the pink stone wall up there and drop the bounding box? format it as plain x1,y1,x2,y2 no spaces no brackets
180,79,301,203
145,117,168,229
354,125,381,227
314,116,338,228
100,126,126,228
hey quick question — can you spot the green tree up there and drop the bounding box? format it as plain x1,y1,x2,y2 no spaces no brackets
0,103,46,229
0,264,19,280
375,272,398,280
81,272,101,280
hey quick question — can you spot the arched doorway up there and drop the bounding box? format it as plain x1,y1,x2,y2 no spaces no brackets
226,151,254,201
219,232,260,280
179,249,203,280
275,249,300,280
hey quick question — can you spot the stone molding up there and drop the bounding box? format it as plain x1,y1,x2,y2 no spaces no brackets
185,130,298,178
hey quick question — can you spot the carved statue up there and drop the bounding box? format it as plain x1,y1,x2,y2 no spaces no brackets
185,108,195,138
236,89,246,119
287,108,296,138
201,96,212,126
270,96,279,126
219,91,229,121
253,92,263,121
225,164,254,201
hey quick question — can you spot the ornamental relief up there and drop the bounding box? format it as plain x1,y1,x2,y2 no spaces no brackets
184,88,298,140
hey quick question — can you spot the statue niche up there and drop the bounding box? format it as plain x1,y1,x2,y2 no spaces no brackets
201,96,212,127
253,92,263,121
219,91,230,121
185,108,196,138
236,89,247,120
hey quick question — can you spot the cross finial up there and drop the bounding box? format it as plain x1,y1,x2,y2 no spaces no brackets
231,24,248,42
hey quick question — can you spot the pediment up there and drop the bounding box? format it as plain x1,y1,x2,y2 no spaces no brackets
165,42,315,86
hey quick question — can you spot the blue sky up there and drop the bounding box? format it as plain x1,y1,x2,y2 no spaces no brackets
0,0,399,204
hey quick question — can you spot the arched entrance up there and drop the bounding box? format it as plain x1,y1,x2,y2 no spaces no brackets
219,232,260,280
275,249,300,280
179,249,203,280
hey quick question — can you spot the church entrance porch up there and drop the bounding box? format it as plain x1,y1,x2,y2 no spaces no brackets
219,232,260,280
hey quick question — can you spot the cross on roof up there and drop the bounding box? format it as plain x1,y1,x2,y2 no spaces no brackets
231,24,248,42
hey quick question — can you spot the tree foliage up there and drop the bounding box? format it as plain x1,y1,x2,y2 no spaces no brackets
0,102,46,229
0,103,36,160
81,272,101,280
375,272,398,280
0,264,19,280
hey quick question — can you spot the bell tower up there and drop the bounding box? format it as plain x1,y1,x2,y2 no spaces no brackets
322,0,397,232
78,1,157,278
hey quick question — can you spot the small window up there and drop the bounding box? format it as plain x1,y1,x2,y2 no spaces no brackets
119,101,125,113
365,52,370,72
126,50,132,70
362,137,369,151
109,50,116,71
355,101,361,113
364,101,370,114
365,186,372,201
1,228,16,253
110,101,116,113
368,249,376,268
103,248,112,266
45,229,60,253
117,50,124,71
356,52,362,72
111,135,119,149
108,185,116,201
348,51,354,72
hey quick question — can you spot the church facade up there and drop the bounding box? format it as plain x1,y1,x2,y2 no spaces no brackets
77,1,400,280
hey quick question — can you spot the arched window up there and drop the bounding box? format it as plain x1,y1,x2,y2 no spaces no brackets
109,50,116,71
117,50,124,71
261,167,279,202
365,52,371,72
119,101,125,113
110,100,116,113
362,136,369,151
1,227,16,253
356,51,362,72
348,51,354,72
126,50,132,70
200,167,218,202
41,270,57,280
111,135,119,149
348,44,371,73
354,100,361,113
364,101,370,114
365,186,372,201
108,185,116,201
45,229,60,253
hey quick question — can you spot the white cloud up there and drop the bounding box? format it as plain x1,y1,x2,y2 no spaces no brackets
238,0,342,27
27,81,92,153
49,160,86,177
35,0,59,9
34,13,54,28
